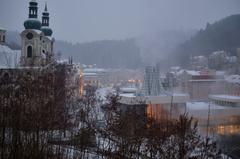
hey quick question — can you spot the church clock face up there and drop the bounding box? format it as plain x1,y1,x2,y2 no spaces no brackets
26,33,33,40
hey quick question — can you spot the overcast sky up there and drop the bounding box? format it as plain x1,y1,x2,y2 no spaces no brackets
0,0,240,43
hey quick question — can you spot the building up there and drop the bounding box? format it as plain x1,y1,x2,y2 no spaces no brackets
20,1,54,67
83,67,109,88
0,0,76,108
191,55,208,70
209,51,227,70
119,93,189,121
209,75,240,107
209,94,240,107
143,65,164,96
177,70,225,101
0,28,6,45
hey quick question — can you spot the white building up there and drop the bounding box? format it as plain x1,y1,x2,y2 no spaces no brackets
143,65,164,96
83,67,109,87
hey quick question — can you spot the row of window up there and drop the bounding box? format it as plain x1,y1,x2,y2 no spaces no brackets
30,9,37,15
213,100,237,107
42,19,49,24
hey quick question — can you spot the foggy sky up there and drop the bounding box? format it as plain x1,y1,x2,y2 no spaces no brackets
0,0,240,43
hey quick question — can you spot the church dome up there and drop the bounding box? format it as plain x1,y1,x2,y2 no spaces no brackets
41,26,53,36
24,18,42,30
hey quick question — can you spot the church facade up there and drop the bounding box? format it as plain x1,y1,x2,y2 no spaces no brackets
20,0,54,67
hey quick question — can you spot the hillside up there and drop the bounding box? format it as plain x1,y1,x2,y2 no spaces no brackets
55,39,143,69
176,14,240,66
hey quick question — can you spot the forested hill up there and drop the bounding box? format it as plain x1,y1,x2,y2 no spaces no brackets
55,39,143,69
176,14,240,65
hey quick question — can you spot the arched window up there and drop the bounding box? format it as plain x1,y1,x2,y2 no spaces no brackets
27,46,33,58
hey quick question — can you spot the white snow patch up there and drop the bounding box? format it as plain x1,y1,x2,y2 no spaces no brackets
0,45,20,68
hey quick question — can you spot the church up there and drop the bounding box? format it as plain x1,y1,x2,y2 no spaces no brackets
21,0,54,67
0,0,76,108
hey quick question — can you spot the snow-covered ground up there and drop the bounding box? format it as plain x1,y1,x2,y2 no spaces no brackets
187,102,228,110
186,102,240,120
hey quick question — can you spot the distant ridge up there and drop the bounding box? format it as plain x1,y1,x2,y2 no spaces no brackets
176,14,240,66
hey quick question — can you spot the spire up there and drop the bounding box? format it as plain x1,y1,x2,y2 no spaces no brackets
42,2,49,27
44,2,48,12
41,2,53,36
28,0,38,19
24,0,41,30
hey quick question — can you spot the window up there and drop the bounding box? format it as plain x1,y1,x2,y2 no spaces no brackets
3,35,5,42
27,46,33,58
26,33,33,40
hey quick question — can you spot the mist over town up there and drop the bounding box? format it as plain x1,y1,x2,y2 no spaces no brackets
1,0,240,158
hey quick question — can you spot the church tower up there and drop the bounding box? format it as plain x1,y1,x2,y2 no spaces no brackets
40,3,54,65
20,0,54,67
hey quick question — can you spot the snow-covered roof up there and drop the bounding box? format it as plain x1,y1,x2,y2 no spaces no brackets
186,70,201,76
176,69,201,76
170,66,181,71
216,71,225,76
189,79,224,82
120,93,136,98
0,45,20,68
177,69,200,76
211,50,226,55
119,93,190,105
83,72,97,76
120,87,137,93
56,59,68,64
209,94,240,103
0,27,6,31
225,75,240,85
186,102,226,110
84,68,107,73
193,55,207,59
32,29,42,35
25,27,42,34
